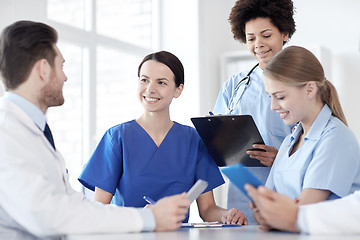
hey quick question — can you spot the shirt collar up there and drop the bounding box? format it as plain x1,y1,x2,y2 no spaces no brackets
4,92,46,131
253,65,263,78
255,65,263,74
244,65,263,87
287,104,332,146
303,104,332,141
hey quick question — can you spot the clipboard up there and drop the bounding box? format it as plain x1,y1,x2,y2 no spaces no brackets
221,163,263,200
191,115,265,167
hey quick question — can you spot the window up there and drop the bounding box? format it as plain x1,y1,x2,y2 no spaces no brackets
96,46,143,136
46,0,154,190
47,0,86,30
47,41,84,184
97,0,152,48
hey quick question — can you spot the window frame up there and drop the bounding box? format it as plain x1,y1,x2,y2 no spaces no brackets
46,0,159,189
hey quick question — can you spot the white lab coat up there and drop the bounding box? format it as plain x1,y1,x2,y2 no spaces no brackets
298,191,360,234
0,98,145,239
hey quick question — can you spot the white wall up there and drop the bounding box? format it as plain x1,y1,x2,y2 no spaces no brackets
159,0,200,126
198,0,246,114
198,0,360,141
290,0,360,140
0,0,46,27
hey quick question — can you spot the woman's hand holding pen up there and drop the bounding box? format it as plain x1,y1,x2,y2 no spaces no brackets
247,144,278,167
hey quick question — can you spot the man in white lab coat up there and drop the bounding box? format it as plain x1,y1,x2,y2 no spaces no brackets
0,20,190,240
245,184,360,234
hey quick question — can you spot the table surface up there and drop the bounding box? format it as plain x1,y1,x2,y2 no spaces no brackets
65,225,360,240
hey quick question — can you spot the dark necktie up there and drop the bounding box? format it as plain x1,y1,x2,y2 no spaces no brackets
44,123,56,150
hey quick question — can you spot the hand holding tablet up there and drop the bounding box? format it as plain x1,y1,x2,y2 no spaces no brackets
221,163,262,200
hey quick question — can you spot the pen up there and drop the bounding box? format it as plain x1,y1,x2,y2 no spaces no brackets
209,111,214,116
143,196,156,204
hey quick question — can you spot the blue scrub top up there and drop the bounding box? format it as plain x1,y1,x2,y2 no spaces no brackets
266,104,360,200
79,120,224,222
213,65,292,224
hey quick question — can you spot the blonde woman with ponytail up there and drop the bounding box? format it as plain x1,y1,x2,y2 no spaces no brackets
252,46,360,225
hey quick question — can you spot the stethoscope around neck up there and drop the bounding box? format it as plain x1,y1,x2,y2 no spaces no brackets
227,63,259,114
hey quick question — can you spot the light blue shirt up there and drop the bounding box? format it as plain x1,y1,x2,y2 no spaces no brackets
4,92,156,231
266,104,360,200
4,92,46,131
213,66,292,224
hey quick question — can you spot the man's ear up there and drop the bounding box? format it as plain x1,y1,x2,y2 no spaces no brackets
305,81,318,99
37,59,50,81
174,84,184,98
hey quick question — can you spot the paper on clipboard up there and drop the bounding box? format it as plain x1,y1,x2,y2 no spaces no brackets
181,222,240,228
191,115,265,167
221,163,263,200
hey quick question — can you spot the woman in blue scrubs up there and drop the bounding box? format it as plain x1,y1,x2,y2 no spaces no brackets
213,0,296,224
256,46,360,224
79,51,247,224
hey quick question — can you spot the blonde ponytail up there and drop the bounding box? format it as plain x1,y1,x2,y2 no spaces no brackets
264,46,347,126
320,79,347,126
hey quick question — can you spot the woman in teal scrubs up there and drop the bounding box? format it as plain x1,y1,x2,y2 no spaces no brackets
79,51,247,224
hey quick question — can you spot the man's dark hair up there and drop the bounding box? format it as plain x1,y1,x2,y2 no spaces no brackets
0,20,58,90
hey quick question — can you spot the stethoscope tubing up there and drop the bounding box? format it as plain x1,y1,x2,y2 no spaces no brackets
227,63,259,114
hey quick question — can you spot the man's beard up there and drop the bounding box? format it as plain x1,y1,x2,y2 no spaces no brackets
40,78,64,108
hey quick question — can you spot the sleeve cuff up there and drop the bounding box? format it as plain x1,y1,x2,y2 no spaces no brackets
296,205,309,234
137,208,156,232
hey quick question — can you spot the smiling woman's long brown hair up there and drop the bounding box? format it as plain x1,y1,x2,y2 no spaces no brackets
264,46,347,126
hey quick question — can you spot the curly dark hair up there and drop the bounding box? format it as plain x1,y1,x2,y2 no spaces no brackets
229,0,296,44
